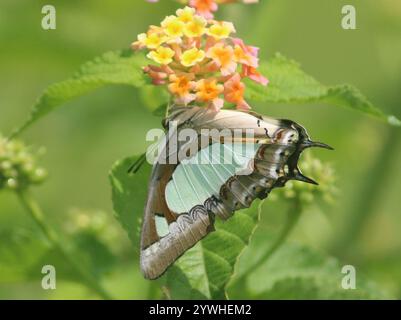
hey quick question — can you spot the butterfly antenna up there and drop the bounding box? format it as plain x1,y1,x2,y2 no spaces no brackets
128,153,146,174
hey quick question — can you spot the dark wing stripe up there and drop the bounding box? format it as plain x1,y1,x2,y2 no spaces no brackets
210,152,253,208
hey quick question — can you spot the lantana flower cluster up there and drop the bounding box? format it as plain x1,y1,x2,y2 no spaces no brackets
148,1,259,19
0,135,47,191
132,6,267,111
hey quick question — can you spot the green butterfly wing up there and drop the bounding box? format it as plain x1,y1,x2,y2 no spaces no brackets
165,142,259,214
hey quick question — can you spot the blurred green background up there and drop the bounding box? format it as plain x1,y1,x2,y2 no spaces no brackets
0,0,400,299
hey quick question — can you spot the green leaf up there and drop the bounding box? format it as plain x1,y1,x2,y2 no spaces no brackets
62,231,116,279
228,232,391,299
165,203,261,299
245,53,401,126
109,155,152,249
10,50,148,138
0,230,50,282
138,85,170,114
109,155,262,299
0,229,115,283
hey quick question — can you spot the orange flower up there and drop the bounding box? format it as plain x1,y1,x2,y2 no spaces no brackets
189,0,218,19
242,65,268,86
143,65,172,85
196,79,224,110
196,79,223,100
206,43,237,76
168,74,196,105
224,73,250,110
234,44,258,67
232,38,258,67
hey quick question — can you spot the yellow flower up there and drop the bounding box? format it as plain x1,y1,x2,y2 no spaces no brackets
161,15,185,38
176,6,196,23
180,48,205,67
136,31,166,49
207,21,235,40
196,79,224,102
147,46,175,65
184,16,207,38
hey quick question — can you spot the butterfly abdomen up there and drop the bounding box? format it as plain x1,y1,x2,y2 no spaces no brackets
140,204,212,280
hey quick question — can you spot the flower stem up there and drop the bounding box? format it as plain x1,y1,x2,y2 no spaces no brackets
17,189,113,300
165,96,173,119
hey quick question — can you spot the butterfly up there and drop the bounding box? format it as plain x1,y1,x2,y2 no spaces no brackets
137,106,332,279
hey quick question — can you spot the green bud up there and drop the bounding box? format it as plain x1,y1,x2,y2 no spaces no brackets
0,134,47,191
6,178,18,189
64,208,125,253
275,152,337,206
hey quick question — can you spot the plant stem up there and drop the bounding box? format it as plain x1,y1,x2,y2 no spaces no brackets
165,95,173,120
231,197,302,286
17,189,113,300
